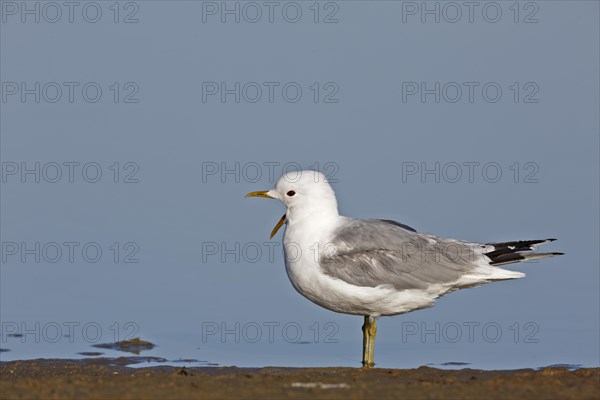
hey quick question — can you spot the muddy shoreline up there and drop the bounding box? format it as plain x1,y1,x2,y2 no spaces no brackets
1,359,598,399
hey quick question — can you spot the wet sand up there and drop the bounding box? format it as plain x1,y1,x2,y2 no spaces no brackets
1,359,598,400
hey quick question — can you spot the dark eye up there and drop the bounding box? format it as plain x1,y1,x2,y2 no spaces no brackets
286,190,296,197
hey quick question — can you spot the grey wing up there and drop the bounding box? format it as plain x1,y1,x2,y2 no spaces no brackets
320,219,487,290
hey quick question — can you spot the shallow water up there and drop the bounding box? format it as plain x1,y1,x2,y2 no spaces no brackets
0,327,594,371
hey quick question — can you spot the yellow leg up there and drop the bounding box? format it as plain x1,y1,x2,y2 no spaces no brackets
361,316,377,368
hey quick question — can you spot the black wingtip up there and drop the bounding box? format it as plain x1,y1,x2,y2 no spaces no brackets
552,252,565,256
547,238,558,242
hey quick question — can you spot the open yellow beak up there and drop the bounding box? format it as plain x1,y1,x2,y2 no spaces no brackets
245,191,286,239
244,190,274,199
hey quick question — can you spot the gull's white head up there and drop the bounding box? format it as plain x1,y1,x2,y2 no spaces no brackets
245,170,339,238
